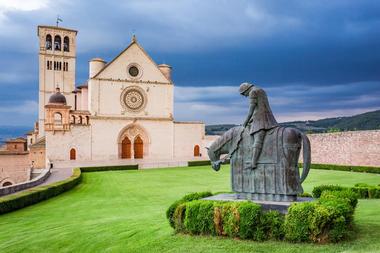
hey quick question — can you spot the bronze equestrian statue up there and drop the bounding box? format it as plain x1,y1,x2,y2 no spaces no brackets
208,82,311,201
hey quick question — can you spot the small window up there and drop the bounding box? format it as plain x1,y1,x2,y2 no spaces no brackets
54,35,61,51
70,148,76,160
194,145,200,157
2,181,12,187
54,112,62,125
63,36,70,52
46,34,52,50
63,62,68,71
129,66,139,77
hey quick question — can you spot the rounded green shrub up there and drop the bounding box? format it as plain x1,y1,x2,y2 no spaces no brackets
184,200,215,235
166,191,212,228
262,210,284,240
284,202,316,242
237,201,262,240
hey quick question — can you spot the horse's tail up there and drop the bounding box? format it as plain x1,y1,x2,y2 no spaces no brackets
300,132,311,183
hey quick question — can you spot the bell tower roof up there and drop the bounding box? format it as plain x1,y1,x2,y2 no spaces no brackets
37,25,78,36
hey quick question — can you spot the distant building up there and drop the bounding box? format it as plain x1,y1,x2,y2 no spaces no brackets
0,138,30,186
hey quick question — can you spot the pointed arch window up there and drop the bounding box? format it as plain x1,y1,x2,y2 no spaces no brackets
46,34,52,50
63,36,70,52
54,35,61,51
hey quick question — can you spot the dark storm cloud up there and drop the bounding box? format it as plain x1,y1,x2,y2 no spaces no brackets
0,0,379,125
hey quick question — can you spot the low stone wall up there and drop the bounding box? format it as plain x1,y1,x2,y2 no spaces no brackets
307,130,380,167
0,168,51,196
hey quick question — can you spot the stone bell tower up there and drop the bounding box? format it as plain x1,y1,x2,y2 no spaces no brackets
37,25,77,136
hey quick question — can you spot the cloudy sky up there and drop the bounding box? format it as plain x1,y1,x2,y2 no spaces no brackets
0,0,379,126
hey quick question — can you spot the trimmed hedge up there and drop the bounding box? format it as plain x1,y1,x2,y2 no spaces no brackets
80,164,138,172
168,191,357,243
188,160,230,167
285,191,355,243
299,163,380,174
0,165,140,215
188,160,211,167
189,161,380,174
313,184,380,199
312,185,347,198
0,168,82,215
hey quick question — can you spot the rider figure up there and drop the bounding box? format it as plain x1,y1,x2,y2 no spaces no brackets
239,82,278,169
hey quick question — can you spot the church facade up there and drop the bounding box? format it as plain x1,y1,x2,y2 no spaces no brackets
36,25,207,165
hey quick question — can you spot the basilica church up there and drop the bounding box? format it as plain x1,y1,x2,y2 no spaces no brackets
28,25,207,167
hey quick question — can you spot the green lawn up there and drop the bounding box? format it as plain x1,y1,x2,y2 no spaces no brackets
1,166,380,253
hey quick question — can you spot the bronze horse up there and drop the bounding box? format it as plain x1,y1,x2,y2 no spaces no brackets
207,125,311,201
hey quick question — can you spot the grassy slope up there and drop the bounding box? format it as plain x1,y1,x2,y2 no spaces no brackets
0,166,380,253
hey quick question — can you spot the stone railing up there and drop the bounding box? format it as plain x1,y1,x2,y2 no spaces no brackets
0,168,51,196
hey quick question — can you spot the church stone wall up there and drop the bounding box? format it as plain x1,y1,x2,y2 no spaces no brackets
95,43,169,83
174,122,205,158
90,119,174,160
306,130,380,167
88,80,173,119
88,42,173,120
45,125,91,163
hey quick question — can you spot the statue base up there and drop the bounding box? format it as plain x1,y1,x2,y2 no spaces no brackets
203,193,314,214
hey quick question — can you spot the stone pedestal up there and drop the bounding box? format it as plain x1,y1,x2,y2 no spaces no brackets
203,193,314,214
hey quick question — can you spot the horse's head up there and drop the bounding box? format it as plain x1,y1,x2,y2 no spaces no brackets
207,126,244,171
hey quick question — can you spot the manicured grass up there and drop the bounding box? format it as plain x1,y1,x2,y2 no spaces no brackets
0,166,380,252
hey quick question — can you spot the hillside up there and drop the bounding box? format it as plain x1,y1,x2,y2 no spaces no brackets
206,110,380,135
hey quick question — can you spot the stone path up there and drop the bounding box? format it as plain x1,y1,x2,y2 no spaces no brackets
40,167,73,186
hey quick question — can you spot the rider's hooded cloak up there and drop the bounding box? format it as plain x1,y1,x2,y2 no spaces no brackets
248,86,278,134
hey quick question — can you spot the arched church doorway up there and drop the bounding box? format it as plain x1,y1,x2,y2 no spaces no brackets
194,145,200,157
121,137,131,159
70,148,76,160
134,136,143,159
118,124,149,159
